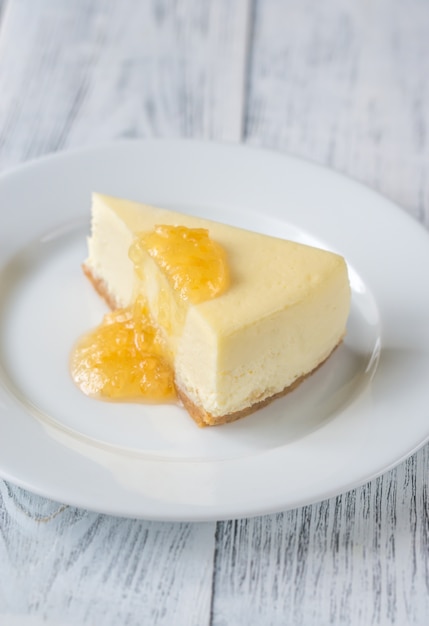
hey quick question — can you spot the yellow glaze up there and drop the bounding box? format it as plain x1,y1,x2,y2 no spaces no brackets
72,225,229,402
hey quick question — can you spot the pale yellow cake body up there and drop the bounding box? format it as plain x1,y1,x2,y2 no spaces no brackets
84,193,351,423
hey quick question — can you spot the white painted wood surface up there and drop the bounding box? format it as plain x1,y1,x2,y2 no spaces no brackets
0,1,428,624
245,0,429,226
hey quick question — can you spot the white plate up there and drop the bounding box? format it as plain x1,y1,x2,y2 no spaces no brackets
1,139,429,521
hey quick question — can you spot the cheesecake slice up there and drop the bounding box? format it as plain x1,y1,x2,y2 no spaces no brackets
81,193,351,426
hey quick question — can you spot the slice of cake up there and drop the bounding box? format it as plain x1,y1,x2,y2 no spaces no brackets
79,193,351,426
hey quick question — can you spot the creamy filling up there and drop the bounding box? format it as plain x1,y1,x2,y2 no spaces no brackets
172,269,349,416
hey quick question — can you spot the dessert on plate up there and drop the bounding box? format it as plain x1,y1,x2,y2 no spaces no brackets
73,193,351,427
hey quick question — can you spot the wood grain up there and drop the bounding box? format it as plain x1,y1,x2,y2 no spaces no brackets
245,0,429,226
0,0,250,171
212,448,429,625
0,1,249,624
0,482,215,625
210,1,429,624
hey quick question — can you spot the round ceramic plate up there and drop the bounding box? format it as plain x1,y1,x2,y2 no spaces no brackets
1,140,429,521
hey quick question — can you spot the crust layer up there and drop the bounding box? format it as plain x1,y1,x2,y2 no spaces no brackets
83,263,120,310
82,264,340,427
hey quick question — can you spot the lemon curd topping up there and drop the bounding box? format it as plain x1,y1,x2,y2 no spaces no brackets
71,298,175,401
72,225,229,401
130,225,229,304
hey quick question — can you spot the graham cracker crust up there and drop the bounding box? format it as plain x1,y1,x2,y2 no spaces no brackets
83,263,120,310
83,263,341,428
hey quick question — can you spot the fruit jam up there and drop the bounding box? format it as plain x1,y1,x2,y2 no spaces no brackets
71,226,229,401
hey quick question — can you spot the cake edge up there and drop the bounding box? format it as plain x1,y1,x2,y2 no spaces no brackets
82,262,343,428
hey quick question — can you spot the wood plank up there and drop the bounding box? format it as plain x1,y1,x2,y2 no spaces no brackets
245,0,429,226
211,0,429,624
0,1,250,624
0,482,215,625
0,0,250,171
212,448,429,625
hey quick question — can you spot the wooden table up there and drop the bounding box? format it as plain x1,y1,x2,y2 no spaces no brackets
0,1,428,624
